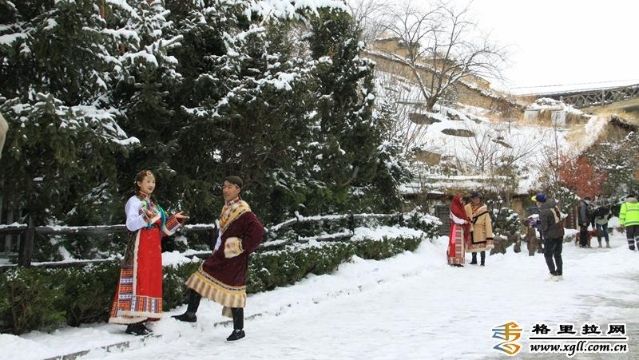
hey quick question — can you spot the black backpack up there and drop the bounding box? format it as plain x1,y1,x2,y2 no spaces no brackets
594,206,609,218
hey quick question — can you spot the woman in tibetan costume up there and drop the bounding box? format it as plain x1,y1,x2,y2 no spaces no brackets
109,170,186,335
448,195,471,266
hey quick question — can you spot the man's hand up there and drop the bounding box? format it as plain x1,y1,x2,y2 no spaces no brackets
224,237,243,258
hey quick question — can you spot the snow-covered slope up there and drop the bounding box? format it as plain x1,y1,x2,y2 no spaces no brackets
373,69,609,194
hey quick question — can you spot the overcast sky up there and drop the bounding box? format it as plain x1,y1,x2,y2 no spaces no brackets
469,0,639,93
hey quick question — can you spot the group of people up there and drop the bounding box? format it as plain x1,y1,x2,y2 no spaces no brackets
578,195,639,250
446,192,494,267
448,191,639,282
577,196,613,248
112,173,638,342
108,170,264,342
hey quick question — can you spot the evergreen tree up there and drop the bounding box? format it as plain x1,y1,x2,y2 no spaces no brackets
0,0,134,225
164,0,256,223
363,98,413,213
302,7,380,214
0,0,413,235
163,2,411,223
584,131,639,201
106,0,184,211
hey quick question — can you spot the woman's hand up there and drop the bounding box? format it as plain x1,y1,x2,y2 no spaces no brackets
174,211,188,221
144,209,157,224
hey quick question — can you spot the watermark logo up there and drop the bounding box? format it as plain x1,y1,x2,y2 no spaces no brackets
492,321,523,356
492,322,629,357
528,322,629,357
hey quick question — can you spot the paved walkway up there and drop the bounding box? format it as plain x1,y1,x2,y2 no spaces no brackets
37,234,639,360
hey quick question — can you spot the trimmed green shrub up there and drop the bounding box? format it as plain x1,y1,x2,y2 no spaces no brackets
0,267,66,335
162,261,200,310
61,263,121,327
0,234,425,335
354,236,422,260
248,242,354,292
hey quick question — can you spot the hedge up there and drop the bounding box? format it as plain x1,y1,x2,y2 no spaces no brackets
0,233,428,335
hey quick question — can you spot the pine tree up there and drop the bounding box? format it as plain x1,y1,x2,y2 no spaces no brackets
363,98,413,213
0,0,413,235
0,0,134,225
301,7,380,214
583,131,639,201
106,0,184,208
163,0,255,222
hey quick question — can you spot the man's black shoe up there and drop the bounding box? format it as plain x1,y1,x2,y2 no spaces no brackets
226,329,245,341
125,323,151,336
172,312,197,323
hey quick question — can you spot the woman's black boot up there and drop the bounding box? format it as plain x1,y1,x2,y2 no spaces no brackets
125,322,151,336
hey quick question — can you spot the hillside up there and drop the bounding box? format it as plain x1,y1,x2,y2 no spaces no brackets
372,67,611,198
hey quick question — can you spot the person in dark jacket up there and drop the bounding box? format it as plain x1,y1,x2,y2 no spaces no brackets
593,205,612,248
536,193,564,281
172,176,265,342
577,196,592,248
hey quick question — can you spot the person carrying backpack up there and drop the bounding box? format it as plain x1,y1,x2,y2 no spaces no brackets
535,193,564,281
593,205,612,248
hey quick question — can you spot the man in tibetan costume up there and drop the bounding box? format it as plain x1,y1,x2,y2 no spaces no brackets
465,191,494,266
173,176,264,342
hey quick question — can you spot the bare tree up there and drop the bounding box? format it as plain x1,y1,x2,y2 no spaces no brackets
346,0,388,44
375,71,437,154
527,108,571,198
461,122,546,174
458,122,547,205
378,0,507,112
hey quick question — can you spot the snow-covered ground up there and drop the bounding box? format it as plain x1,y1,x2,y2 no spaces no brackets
2,218,638,360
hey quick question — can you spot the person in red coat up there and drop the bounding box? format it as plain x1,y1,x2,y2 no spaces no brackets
173,175,264,342
447,195,470,266
109,170,186,336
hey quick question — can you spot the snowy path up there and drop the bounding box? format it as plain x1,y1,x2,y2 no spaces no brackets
4,228,639,360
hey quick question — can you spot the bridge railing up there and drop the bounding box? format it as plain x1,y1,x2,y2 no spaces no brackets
537,83,639,108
